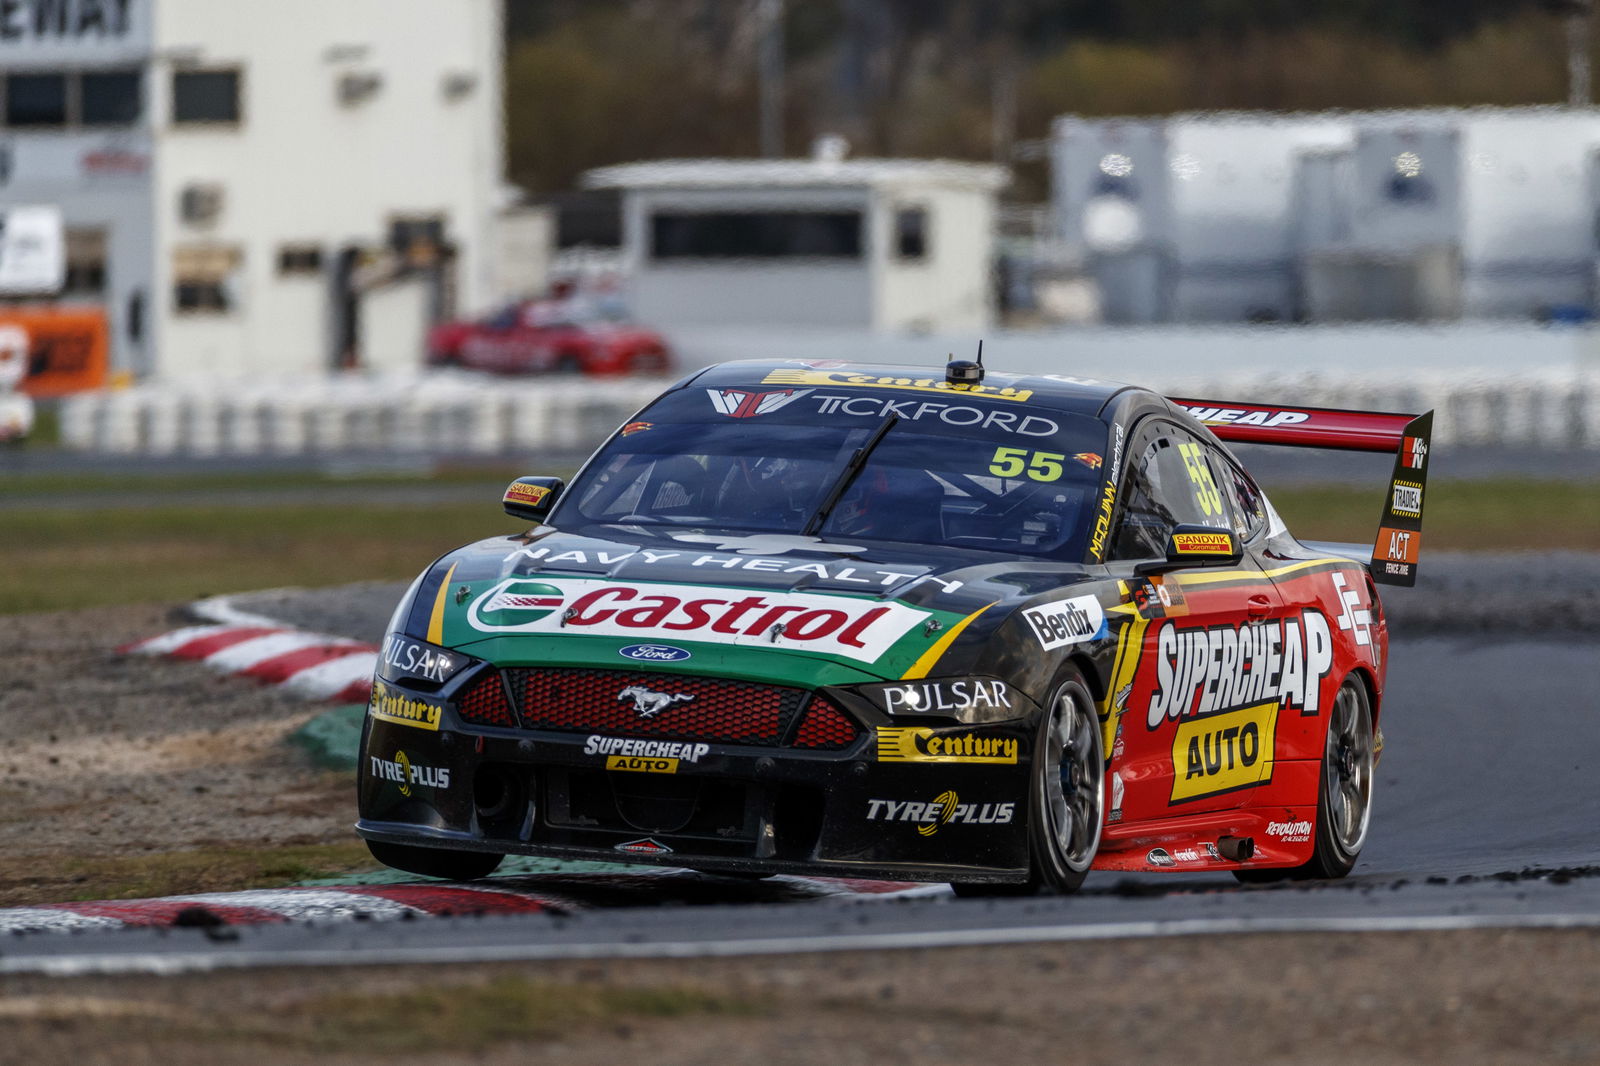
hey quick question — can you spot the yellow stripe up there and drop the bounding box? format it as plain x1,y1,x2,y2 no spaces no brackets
426,562,457,645
1172,557,1349,588
900,602,999,680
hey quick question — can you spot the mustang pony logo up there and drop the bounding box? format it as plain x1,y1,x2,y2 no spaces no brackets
618,685,695,719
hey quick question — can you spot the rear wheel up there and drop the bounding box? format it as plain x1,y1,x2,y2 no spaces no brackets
365,840,504,881
952,667,1104,897
1232,674,1373,884
1302,675,1374,878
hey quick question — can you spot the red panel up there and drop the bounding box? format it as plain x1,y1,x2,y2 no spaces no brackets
1171,398,1417,453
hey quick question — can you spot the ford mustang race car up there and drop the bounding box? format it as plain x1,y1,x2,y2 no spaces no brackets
357,357,1432,893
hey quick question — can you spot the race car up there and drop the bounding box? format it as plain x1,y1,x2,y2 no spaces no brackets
357,357,1431,893
426,297,670,376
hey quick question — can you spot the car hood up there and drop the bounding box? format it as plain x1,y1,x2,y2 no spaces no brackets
405,524,1103,685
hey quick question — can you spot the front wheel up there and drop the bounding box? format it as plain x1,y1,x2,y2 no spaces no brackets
955,667,1104,896
366,839,504,881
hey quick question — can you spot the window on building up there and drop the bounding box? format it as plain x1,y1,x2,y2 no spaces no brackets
650,211,863,260
389,215,447,268
62,230,108,296
172,69,241,124
172,245,241,314
895,206,927,260
277,243,323,275
5,73,68,128
81,69,142,126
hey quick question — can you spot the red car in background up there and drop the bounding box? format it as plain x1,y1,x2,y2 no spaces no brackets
427,295,671,376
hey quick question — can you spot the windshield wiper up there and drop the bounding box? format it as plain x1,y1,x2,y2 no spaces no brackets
802,413,899,536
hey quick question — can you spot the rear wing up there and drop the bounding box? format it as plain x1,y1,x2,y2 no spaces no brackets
1171,399,1433,587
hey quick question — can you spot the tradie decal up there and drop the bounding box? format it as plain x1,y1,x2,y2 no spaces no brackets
706,388,813,418
1145,610,1333,729
466,577,930,664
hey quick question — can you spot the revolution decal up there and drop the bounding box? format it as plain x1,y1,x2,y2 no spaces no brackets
466,577,930,664
876,728,1020,764
761,368,1035,402
1145,610,1333,729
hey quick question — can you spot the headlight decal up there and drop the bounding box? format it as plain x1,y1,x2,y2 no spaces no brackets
899,601,1000,679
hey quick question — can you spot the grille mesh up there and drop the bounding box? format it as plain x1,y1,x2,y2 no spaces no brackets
791,695,861,750
507,668,808,745
456,672,518,728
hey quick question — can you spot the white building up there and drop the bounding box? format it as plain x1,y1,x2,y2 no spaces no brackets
1051,107,1600,324
0,0,505,382
585,157,1008,333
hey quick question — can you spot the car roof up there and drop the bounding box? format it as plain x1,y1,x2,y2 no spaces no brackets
684,359,1141,420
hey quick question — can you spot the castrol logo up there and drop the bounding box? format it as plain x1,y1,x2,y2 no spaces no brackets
467,577,928,664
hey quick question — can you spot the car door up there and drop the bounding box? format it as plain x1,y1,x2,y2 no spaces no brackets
1097,419,1287,829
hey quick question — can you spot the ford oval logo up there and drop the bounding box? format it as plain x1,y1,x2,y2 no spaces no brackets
619,643,692,663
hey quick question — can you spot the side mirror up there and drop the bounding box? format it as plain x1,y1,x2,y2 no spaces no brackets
503,476,564,522
1135,524,1242,575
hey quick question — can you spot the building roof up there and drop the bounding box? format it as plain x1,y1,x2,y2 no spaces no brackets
583,158,1009,194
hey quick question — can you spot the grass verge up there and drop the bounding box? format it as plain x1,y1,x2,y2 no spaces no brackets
0,476,1592,615
0,841,380,908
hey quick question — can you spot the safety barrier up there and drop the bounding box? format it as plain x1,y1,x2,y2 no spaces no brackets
55,367,1600,455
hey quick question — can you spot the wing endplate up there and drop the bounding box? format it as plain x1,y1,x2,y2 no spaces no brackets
1369,411,1432,587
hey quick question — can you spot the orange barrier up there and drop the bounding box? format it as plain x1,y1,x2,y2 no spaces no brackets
0,307,110,396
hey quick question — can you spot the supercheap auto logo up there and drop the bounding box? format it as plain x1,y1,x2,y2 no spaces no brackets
467,577,929,663
1144,609,1333,729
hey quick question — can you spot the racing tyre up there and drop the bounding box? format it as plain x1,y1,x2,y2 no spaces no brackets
1231,675,1374,884
365,840,504,881
1301,675,1374,879
955,667,1104,897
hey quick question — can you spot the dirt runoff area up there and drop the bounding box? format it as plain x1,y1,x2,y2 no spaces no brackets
2,604,1598,1065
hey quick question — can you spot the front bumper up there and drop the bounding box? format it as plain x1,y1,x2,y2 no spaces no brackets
356,685,1034,884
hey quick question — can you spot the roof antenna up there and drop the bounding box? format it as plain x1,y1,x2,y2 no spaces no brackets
945,339,985,387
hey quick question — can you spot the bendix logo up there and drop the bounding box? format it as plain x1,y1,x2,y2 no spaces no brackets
468,577,928,663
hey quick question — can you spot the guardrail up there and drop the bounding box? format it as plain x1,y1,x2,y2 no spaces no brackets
54,367,1600,455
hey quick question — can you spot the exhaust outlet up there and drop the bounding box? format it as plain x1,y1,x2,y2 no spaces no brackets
1217,835,1255,861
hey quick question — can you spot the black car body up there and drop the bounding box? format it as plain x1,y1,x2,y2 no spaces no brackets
358,359,1430,891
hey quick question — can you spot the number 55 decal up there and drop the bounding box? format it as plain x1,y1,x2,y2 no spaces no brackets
990,446,1066,482
1177,441,1223,517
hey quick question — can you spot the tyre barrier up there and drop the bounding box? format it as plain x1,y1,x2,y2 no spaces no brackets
54,368,1600,455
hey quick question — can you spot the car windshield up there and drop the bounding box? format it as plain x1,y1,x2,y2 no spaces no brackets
559,382,1111,559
